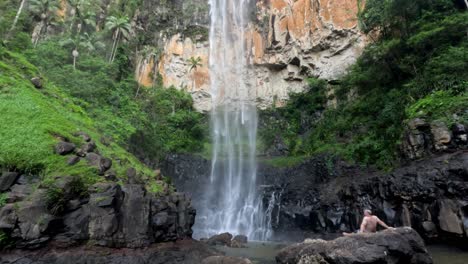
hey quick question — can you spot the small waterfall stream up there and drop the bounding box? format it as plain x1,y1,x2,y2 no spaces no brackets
193,0,271,241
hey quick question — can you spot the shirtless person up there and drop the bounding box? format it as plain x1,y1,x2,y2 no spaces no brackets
343,209,393,236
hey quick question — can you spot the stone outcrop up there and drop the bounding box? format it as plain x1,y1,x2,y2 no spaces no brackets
276,227,433,264
0,180,196,249
138,0,367,111
402,119,467,160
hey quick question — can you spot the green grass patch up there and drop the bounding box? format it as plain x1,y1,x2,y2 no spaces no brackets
0,47,155,188
260,156,307,168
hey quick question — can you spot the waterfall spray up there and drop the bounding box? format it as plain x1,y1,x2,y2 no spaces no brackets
193,0,271,241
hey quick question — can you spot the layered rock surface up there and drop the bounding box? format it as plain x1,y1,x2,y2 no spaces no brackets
0,181,195,249
137,0,366,111
276,227,433,264
162,149,468,243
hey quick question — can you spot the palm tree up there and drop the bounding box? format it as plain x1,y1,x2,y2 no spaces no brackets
187,56,202,91
9,0,28,35
67,0,97,34
29,0,59,46
105,15,131,63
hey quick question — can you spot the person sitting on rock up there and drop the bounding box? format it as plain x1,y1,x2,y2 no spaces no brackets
343,209,393,236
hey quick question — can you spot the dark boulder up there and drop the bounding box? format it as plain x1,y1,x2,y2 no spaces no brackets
13,190,57,248
67,156,80,165
80,141,97,153
0,171,19,191
207,232,233,246
120,184,151,247
30,77,42,89
231,235,248,248
276,228,432,264
54,142,76,155
74,131,91,142
99,157,112,174
85,153,111,175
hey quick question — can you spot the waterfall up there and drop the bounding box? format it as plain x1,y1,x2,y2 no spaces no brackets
193,0,271,241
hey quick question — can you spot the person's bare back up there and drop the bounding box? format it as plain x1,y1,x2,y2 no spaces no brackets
360,210,391,233
343,209,392,236
361,215,380,233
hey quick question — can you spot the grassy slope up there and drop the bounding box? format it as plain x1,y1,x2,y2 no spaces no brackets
0,47,155,186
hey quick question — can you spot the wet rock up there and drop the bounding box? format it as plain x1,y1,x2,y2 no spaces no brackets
202,256,252,264
277,228,432,264
438,199,464,235
422,221,438,238
88,183,122,247
453,123,467,144
120,184,151,247
8,184,33,202
0,171,19,191
14,190,56,248
30,77,42,89
207,232,233,246
232,235,248,244
55,142,76,155
431,121,451,150
230,235,248,248
99,157,112,174
67,156,80,165
0,204,18,229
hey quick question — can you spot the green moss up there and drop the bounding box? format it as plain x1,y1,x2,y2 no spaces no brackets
407,90,468,124
260,156,307,168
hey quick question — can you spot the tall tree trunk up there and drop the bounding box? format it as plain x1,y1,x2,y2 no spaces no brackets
73,56,76,70
111,31,120,63
9,0,27,35
109,30,119,63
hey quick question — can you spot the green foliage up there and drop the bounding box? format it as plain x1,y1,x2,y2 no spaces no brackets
0,193,8,208
407,90,468,124
260,1,467,169
259,77,327,155
0,229,13,249
0,47,154,183
129,87,205,164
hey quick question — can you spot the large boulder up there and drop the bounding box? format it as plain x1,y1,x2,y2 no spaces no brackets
206,232,233,246
276,228,432,264
54,142,76,155
0,171,19,191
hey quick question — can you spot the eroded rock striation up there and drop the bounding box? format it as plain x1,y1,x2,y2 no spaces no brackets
137,0,367,111
276,227,433,264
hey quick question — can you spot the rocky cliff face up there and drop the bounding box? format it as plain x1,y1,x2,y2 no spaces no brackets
162,121,468,243
137,0,367,111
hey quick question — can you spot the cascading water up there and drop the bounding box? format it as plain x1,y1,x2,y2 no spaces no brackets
193,0,271,241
